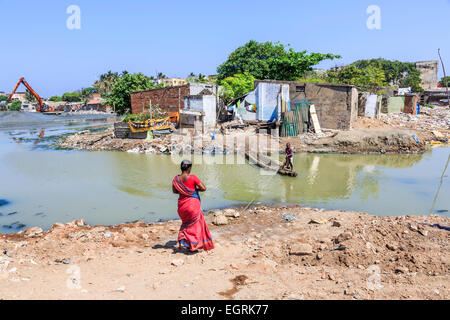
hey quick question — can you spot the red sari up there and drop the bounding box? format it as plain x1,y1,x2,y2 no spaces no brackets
172,174,214,251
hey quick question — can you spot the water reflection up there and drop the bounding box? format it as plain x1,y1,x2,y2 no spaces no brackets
108,151,429,213
0,111,448,233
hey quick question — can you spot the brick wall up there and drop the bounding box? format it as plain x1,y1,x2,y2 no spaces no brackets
130,85,190,114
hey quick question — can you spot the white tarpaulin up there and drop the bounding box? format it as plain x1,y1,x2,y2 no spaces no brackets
365,94,378,118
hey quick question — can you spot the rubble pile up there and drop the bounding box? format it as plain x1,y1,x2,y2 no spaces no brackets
57,126,280,156
297,130,339,144
379,106,449,142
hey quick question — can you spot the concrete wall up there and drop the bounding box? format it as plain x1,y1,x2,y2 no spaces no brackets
162,78,186,87
189,83,217,96
364,94,378,118
254,80,358,130
349,87,359,124
306,84,358,130
416,60,438,90
386,96,405,113
183,94,216,127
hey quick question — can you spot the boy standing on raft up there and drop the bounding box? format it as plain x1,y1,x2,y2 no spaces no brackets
282,143,294,171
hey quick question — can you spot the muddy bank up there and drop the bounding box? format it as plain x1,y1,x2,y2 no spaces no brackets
0,206,448,300
55,106,448,154
56,126,436,155
284,129,428,154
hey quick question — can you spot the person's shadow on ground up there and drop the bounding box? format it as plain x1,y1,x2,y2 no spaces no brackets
152,240,199,255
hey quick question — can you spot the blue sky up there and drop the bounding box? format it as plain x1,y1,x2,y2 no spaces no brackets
1,0,449,97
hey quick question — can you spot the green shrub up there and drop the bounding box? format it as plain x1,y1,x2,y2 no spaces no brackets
9,100,22,111
122,106,167,123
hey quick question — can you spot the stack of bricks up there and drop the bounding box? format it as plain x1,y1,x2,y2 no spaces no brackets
131,85,190,114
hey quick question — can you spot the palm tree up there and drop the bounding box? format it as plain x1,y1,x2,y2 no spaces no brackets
94,71,119,95
156,72,167,80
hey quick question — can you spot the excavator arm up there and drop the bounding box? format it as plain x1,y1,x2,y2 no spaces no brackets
8,77,48,112
8,77,24,101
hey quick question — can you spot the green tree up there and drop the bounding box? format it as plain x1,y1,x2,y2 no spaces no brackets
156,72,167,80
10,100,22,111
351,59,423,92
61,91,82,102
327,65,387,92
218,73,255,104
106,72,155,115
80,87,97,102
440,76,450,87
217,40,340,81
0,96,8,110
186,72,210,84
186,72,196,82
25,89,36,103
94,71,119,95
49,96,62,102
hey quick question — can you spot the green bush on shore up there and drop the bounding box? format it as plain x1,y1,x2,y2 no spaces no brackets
122,106,167,123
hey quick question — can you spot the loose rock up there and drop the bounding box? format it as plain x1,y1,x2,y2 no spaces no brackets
290,243,313,256
335,232,353,243
24,227,43,238
171,259,184,267
213,215,229,226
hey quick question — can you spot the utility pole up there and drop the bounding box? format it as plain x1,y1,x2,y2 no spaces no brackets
438,48,450,107
178,87,181,131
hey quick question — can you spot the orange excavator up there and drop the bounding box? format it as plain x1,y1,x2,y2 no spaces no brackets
8,77,54,112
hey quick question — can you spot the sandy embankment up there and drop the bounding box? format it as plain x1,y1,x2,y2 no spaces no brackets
0,205,449,300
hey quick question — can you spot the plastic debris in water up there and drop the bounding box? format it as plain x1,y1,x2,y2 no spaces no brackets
0,199,10,207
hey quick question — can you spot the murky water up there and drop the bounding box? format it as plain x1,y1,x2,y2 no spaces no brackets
0,111,449,233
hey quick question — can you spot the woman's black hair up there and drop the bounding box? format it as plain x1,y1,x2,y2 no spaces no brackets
181,160,192,172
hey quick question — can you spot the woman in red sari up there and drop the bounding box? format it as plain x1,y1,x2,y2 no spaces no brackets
172,160,214,252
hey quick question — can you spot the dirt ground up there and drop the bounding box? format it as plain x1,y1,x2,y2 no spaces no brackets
0,205,448,300
282,128,426,154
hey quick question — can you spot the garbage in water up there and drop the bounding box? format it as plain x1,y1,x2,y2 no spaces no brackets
0,200,9,207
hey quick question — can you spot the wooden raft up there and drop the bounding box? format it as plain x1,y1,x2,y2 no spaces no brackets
244,151,297,177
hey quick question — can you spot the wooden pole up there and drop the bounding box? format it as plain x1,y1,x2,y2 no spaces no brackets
178,87,181,130
438,48,450,107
